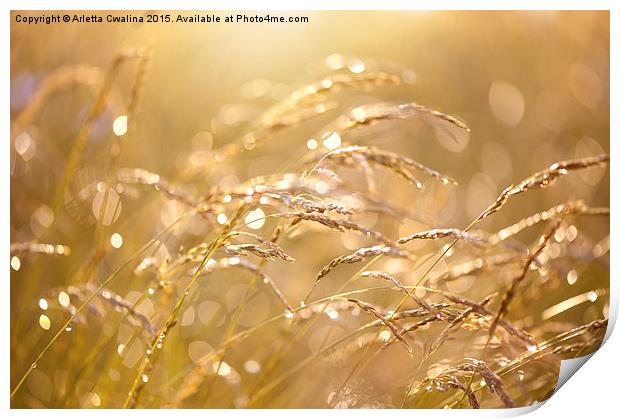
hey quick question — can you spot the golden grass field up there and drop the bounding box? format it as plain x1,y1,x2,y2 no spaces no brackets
10,11,609,408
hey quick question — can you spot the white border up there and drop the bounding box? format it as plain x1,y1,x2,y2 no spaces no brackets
2,1,618,11
3,1,617,418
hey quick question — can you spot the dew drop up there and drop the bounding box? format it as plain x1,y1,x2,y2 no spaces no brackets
205,258,216,272
113,115,128,136
326,308,339,320
15,131,35,160
244,208,266,230
216,213,228,225
326,53,344,70
38,314,51,330
38,298,48,310
315,181,328,194
58,291,70,307
110,232,123,249
11,256,21,271
306,138,318,150
347,58,365,74
212,361,232,376
566,269,578,285
244,360,261,374
322,131,341,150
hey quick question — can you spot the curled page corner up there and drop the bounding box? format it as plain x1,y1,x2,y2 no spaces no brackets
496,401,545,417
548,266,617,398
554,354,594,394
551,290,615,396
604,287,617,343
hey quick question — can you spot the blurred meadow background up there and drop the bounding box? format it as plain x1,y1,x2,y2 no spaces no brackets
10,11,609,408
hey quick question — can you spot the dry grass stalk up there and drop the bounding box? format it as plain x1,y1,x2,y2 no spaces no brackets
126,49,151,122
172,226,287,407
429,253,519,284
96,288,157,334
12,64,105,136
315,145,457,188
207,173,408,220
299,299,452,327
118,168,198,207
549,339,601,356
445,377,481,409
489,200,610,244
399,316,441,336
411,358,513,409
313,167,344,185
211,102,336,163
457,319,609,409
206,176,352,215
277,211,394,245
397,228,487,246
196,72,402,169
264,72,401,124
164,232,293,276
346,298,413,355
304,246,408,304
429,295,494,355
124,206,246,408
459,359,514,408
214,258,292,312
9,209,190,400
262,102,338,131
336,102,470,140
10,242,70,256
361,271,445,320
475,155,609,223
227,231,295,261
222,243,295,263
488,218,563,340
175,227,291,267
51,49,146,213
442,293,537,347
361,303,455,326
289,196,353,215
296,299,361,320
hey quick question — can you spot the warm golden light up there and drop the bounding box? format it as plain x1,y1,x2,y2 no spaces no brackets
9,10,609,410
